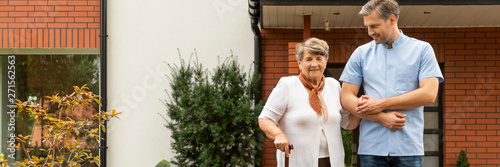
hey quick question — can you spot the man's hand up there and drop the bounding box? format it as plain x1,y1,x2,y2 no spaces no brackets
341,82,407,131
357,95,386,114
274,134,291,157
378,112,407,130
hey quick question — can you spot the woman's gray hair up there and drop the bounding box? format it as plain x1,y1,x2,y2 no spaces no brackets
295,37,329,62
359,0,399,21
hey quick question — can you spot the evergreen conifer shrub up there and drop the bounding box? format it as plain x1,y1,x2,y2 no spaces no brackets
456,149,470,167
164,53,264,167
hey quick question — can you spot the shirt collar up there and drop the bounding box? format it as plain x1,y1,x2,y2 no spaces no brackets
390,29,405,48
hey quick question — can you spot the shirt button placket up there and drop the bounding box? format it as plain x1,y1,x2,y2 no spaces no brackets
386,50,396,93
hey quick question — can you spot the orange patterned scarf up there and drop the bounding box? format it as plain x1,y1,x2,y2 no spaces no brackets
298,72,328,120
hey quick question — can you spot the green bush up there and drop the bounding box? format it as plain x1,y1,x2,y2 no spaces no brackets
342,129,353,167
456,149,470,167
155,159,171,167
164,52,264,167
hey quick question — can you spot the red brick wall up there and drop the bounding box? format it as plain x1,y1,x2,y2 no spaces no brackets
441,27,500,166
0,0,100,48
260,27,500,167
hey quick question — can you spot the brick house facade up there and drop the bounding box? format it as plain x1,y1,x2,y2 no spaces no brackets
0,0,100,48
2,0,500,167
259,27,500,167
0,0,101,164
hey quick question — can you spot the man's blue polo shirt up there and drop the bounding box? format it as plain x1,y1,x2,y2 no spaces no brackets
339,30,444,156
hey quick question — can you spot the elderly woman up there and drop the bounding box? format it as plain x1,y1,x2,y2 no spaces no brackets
258,38,360,167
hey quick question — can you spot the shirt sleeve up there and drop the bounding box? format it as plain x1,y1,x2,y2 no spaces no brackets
258,78,289,125
339,48,363,86
419,43,444,83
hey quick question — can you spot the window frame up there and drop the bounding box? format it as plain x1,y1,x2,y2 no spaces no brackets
0,48,101,165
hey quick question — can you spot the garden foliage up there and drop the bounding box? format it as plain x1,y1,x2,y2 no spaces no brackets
11,85,120,167
456,149,470,167
342,129,353,167
155,159,171,167
164,53,264,167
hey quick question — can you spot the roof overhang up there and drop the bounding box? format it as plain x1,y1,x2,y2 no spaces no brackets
260,0,500,29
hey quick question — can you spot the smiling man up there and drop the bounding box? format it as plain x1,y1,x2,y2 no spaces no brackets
339,0,444,166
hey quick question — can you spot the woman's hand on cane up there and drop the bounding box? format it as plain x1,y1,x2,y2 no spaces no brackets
274,134,293,157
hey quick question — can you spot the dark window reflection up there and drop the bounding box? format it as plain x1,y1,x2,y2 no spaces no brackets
1,55,99,166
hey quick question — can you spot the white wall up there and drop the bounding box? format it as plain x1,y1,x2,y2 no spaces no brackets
107,0,255,166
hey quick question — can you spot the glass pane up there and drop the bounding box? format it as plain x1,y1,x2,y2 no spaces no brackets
422,156,439,167
1,55,99,165
424,112,439,129
352,154,358,165
326,68,344,79
424,134,439,152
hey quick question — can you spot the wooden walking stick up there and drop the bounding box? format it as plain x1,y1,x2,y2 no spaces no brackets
284,144,294,167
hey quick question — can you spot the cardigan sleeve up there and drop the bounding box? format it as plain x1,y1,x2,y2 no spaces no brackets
258,77,289,125
340,108,351,129
333,77,351,129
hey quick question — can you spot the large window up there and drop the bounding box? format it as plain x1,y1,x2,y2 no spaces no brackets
0,53,99,165
421,65,444,167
